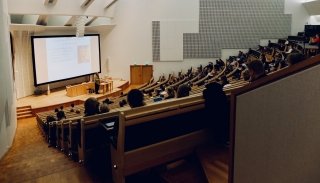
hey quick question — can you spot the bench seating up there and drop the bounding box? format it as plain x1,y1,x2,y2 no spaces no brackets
110,95,210,183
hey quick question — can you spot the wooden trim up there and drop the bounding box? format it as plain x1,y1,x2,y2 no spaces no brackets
111,112,126,183
123,130,209,176
125,105,177,120
124,97,205,126
229,94,237,183
226,62,240,78
125,103,204,127
231,54,320,96
32,100,83,114
125,107,178,126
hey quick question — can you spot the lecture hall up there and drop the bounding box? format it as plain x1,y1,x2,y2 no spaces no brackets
1,0,320,183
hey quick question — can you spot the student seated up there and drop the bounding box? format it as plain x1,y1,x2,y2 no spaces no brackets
309,34,320,45
56,110,66,121
220,75,229,86
287,53,305,66
54,108,59,113
99,103,110,113
103,98,114,105
202,82,229,146
127,89,145,108
281,44,293,59
70,103,75,112
176,84,191,98
242,69,250,81
84,97,100,116
119,99,127,107
164,86,175,99
247,60,266,82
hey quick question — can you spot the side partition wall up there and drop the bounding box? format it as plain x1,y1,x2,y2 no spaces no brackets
0,0,17,159
232,63,320,182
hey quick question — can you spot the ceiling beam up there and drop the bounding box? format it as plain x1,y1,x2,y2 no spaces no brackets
36,15,48,26
44,0,58,6
303,0,320,16
105,0,118,9
80,0,95,8
85,17,97,26
64,16,77,26
65,16,92,26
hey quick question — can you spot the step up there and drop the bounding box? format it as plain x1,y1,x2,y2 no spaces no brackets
17,110,33,116
17,112,33,117
160,158,208,183
17,108,32,113
17,113,34,120
17,105,31,110
196,146,229,183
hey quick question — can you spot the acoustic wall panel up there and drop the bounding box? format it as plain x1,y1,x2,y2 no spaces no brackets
152,21,160,61
183,0,291,58
152,0,291,61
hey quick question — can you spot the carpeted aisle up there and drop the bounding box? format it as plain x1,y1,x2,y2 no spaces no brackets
0,117,96,183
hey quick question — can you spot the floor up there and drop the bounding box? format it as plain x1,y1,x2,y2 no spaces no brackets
0,117,215,183
0,117,109,183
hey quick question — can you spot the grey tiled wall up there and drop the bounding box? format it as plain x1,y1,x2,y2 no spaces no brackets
152,21,160,61
153,0,291,60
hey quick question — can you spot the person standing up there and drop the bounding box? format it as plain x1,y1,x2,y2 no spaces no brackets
94,73,100,94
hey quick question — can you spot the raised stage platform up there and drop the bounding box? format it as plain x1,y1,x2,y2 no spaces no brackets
17,79,129,114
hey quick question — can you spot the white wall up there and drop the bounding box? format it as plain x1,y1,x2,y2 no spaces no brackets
308,15,320,25
104,0,313,81
8,0,315,94
285,0,310,35
0,0,17,159
104,0,212,80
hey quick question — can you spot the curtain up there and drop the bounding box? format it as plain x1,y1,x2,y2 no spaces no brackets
13,31,34,99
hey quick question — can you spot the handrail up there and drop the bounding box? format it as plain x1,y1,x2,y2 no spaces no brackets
231,54,320,96
226,62,240,78
144,74,172,93
168,77,188,88
194,61,226,86
206,62,227,84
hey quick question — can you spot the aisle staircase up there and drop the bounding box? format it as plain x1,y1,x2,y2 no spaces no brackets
196,146,229,183
158,145,229,183
17,106,34,120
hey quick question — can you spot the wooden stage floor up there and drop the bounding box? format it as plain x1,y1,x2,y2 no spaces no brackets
17,79,128,109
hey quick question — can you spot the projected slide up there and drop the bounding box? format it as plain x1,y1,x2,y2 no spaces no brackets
32,35,100,85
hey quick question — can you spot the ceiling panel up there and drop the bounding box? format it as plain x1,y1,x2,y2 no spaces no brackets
303,0,320,15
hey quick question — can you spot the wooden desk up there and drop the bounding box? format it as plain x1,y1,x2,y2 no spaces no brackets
66,82,94,97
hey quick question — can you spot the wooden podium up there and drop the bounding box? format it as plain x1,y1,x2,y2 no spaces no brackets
66,82,95,97
99,80,113,94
